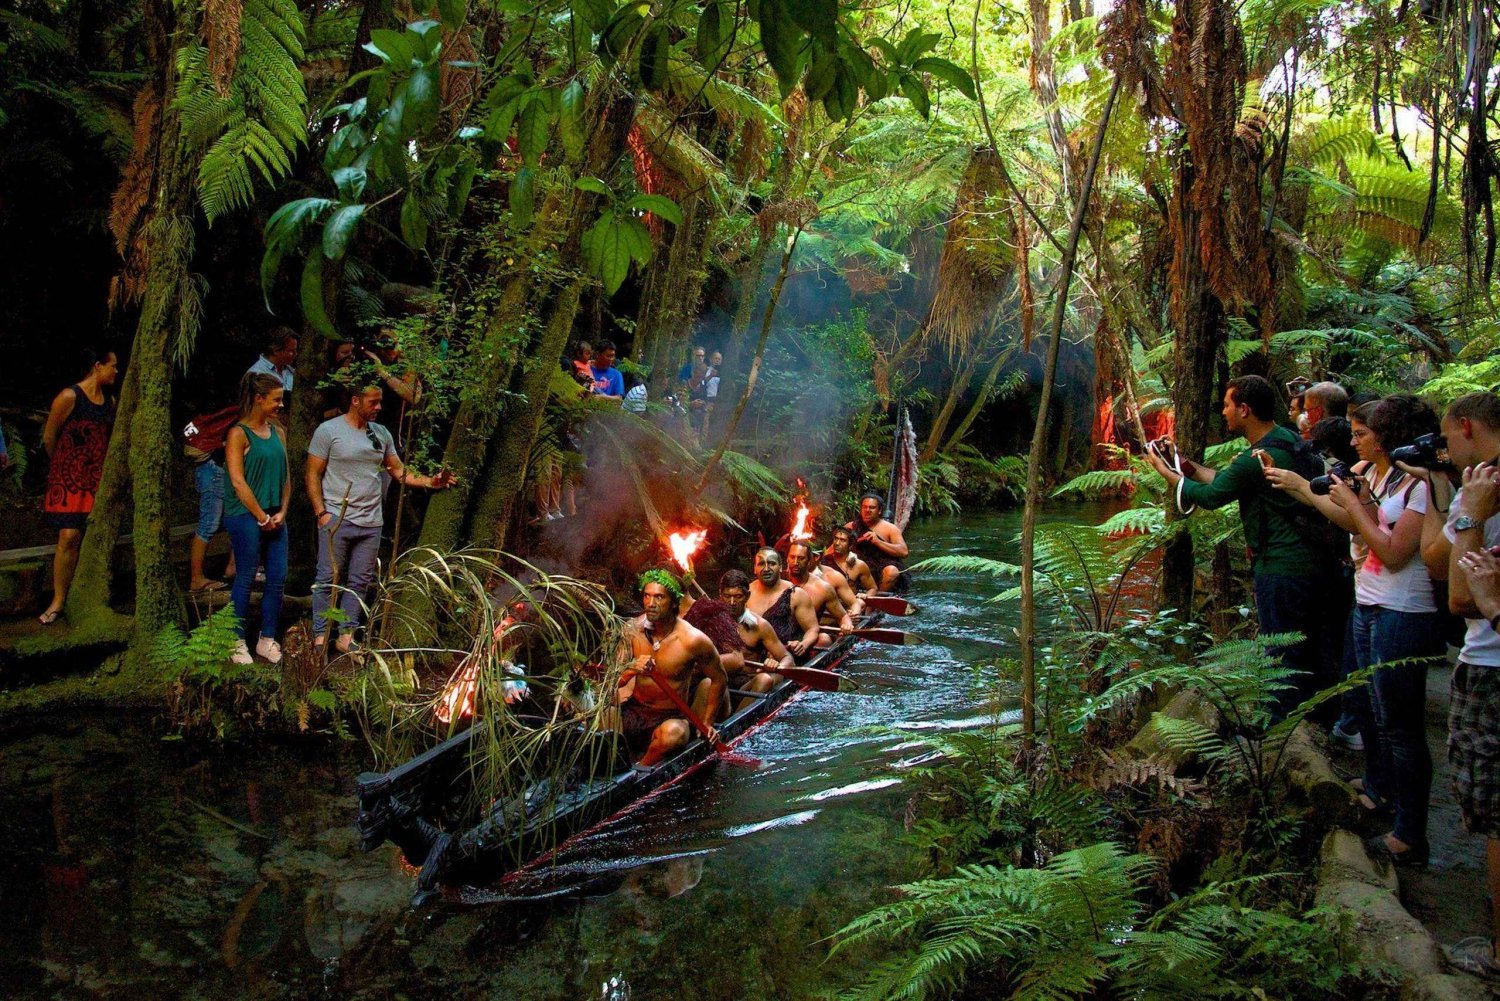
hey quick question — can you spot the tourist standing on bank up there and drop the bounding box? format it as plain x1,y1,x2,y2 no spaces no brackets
38,347,119,624
223,373,291,665
247,328,298,392
1145,375,1344,719
306,384,452,655
589,341,624,401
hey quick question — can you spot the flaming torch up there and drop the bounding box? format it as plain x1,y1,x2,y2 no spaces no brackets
788,477,815,543
667,528,710,597
435,612,520,724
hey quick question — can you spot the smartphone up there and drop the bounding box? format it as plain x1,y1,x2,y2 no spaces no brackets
1253,448,1274,470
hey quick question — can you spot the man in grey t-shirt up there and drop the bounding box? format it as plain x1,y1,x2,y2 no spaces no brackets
306,383,451,654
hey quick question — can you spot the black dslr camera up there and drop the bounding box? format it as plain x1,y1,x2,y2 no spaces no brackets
1388,433,1454,472
1309,461,1364,497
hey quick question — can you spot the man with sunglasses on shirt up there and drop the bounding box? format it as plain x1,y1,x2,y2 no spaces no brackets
306,383,452,655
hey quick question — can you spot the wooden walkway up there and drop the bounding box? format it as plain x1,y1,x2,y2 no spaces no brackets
0,523,199,566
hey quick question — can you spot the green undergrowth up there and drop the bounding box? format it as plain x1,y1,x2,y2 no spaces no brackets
829,530,1399,1001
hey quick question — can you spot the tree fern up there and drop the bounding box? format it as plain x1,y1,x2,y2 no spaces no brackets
176,0,307,222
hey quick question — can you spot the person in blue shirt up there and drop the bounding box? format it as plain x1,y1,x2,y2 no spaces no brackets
589,341,624,401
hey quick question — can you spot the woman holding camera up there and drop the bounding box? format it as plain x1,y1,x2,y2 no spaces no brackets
1267,395,1445,866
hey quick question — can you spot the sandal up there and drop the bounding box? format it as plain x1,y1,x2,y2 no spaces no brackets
37,609,61,625
1447,937,1500,980
189,580,227,594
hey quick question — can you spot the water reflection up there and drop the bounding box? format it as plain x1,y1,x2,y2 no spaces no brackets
0,509,1063,999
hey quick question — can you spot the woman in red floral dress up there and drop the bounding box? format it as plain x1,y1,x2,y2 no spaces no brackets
39,348,119,623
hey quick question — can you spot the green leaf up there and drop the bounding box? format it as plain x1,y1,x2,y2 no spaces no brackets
301,252,335,337
574,0,613,33
511,166,537,228
899,72,930,118
638,22,671,89
517,98,550,165
625,192,681,224
805,46,838,101
582,209,633,294
330,166,367,201
619,216,653,262
758,0,806,96
405,64,441,135
600,3,646,61
823,56,858,120
896,29,942,64
789,0,836,49
264,196,335,252
321,203,367,260
696,2,730,64
437,0,467,29
559,78,585,159
366,28,412,65
913,56,977,99
400,193,428,249
450,160,477,214
575,175,613,197
867,36,900,64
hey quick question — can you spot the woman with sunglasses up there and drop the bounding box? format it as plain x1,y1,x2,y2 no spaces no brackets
223,372,291,665
306,382,452,656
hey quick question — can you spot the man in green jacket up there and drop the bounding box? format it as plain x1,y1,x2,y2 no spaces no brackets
1146,374,1344,719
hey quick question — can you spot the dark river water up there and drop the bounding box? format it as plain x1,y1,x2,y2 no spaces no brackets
0,510,1059,1000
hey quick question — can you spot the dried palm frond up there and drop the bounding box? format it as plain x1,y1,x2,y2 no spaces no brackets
109,85,159,256
204,0,243,95
927,147,1016,355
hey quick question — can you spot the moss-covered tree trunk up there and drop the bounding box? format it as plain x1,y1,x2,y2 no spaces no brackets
468,278,586,551
921,352,978,461
639,199,711,398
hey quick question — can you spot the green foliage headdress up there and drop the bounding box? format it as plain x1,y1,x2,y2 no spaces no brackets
638,568,684,599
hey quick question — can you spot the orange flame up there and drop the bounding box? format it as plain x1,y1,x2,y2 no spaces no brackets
436,661,479,724
435,615,517,723
789,503,813,541
668,529,709,572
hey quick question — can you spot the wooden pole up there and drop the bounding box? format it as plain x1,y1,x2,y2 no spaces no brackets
1018,75,1122,752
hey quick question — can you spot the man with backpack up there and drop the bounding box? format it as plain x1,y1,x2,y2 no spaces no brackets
1146,375,1345,719
182,402,239,592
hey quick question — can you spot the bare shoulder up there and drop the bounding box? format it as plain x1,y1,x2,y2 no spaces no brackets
679,618,715,655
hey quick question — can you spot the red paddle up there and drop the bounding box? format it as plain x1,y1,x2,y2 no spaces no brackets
863,595,917,616
820,625,923,646
773,664,858,692
642,667,760,768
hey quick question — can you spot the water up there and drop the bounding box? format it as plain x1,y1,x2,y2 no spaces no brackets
0,509,1058,1000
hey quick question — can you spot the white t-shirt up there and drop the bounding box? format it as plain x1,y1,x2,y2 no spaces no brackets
1353,467,1435,613
1444,491,1500,666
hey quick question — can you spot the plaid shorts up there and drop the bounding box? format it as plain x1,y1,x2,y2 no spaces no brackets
1450,662,1500,837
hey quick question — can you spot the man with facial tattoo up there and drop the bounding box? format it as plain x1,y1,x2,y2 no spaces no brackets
746,547,821,660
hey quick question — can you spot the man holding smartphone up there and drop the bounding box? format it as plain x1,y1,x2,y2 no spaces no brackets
1145,375,1341,719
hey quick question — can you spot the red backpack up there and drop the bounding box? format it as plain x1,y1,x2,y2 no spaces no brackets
182,405,239,455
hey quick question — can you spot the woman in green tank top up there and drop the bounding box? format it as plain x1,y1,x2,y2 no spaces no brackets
224,373,291,666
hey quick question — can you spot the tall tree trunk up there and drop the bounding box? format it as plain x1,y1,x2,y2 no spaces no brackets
943,345,1015,451
416,277,529,551
636,199,711,397
1028,0,1076,196
1019,76,1120,752
1160,162,1225,616
922,353,978,461
709,233,773,435
697,228,802,492
468,278,585,551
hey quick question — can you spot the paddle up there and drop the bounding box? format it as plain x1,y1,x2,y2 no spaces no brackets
863,594,918,616
821,625,923,646
640,666,760,768
773,663,859,692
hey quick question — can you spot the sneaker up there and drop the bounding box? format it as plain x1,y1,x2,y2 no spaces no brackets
230,640,253,665
1445,937,1500,979
1331,721,1364,751
255,636,283,665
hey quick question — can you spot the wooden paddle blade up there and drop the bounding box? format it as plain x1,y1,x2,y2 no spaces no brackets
714,749,761,768
821,626,921,646
864,595,917,616
777,665,855,692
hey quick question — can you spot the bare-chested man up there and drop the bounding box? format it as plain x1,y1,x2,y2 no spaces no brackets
719,570,793,701
610,570,727,767
846,491,909,591
746,547,821,660
826,525,878,598
785,541,853,648
798,540,863,619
